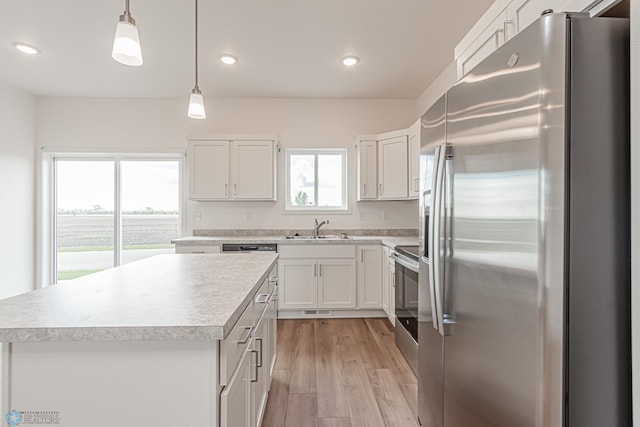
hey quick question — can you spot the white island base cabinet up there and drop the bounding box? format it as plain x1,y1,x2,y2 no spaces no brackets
3,340,219,426
0,266,279,427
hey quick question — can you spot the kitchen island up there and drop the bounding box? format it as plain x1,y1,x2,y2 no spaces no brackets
0,253,279,427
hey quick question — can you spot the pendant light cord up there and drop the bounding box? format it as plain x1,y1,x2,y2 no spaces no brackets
194,0,199,90
125,0,130,16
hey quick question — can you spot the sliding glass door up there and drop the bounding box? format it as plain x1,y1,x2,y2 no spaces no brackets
54,157,181,283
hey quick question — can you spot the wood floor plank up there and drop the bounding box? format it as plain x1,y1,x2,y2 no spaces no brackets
364,318,418,385
317,418,352,427
289,319,317,393
275,319,296,370
284,393,318,427
261,369,290,427
345,318,385,370
399,383,419,420
368,369,419,427
315,319,350,418
337,343,386,427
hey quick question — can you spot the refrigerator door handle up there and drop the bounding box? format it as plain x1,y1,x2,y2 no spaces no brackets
432,143,448,336
427,146,441,331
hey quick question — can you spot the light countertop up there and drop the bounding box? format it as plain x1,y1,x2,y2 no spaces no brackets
172,235,418,248
0,253,278,343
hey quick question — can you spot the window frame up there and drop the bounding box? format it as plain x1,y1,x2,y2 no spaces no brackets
284,148,348,212
40,151,185,287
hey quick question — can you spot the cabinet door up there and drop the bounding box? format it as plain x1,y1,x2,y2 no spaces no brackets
408,121,420,199
381,246,390,316
268,285,278,377
505,0,557,40
189,140,230,200
357,245,383,309
278,259,317,309
378,136,408,200
457,10,508,78
220,348,250,427
251,317,269,427
388,257,396,325
317,259,356,309
231,140,275,200
357,140,378,200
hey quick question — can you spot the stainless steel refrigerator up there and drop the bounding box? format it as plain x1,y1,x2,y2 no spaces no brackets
417,12,630,427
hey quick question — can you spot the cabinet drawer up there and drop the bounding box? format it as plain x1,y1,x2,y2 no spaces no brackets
253,278,271,322
220,302,255,386
278,244,356,259
175,245,221,254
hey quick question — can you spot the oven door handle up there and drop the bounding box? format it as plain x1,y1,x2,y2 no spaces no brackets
391,252,419,273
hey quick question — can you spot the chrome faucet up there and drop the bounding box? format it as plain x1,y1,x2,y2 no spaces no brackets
314,218,329,238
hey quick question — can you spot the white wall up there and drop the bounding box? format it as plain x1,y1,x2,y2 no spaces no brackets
37,97,419,233
631,0,639,424
0,82,36,299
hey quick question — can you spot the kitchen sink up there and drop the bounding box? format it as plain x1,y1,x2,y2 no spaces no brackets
282,235,352,240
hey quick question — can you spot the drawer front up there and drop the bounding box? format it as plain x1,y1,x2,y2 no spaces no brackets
278,244,356,259
220,302,255,385
175,245,221,254
253,278,271,322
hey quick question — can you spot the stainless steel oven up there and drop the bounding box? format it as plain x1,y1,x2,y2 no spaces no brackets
392,245,419,375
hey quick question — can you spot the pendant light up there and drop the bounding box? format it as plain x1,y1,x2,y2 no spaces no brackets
188,0,206,119
112,0,143,66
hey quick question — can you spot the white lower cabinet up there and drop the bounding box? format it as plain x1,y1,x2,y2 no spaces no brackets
279,257,356,310
279,259,317,309
220,348,251,427
220,266,278,427
357,245,383,309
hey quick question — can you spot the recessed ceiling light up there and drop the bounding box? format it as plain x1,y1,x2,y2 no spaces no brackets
341,56,359,67
12,42,40,55
219,54,238,65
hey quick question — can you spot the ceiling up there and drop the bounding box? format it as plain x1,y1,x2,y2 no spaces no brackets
0,0,494,99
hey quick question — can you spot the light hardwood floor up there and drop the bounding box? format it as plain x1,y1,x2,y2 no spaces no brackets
262,318,419,427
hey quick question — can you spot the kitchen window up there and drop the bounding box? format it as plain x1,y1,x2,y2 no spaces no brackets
50,155,182,284
285,149,347,211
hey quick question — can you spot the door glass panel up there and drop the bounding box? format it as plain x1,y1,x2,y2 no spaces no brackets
121,161,180,265
56,160,114,282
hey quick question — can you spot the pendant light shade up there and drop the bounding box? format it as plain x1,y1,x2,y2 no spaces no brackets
112,0,143,66
188,0,206,119
188,89,206,119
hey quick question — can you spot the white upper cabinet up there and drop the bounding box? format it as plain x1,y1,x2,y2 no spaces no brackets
357,139,378,200
455,0,622,79
378,136,408,200
408,120,420,199
457,8,508,79
231,140,275,200
190,141,230,200
188,136,277,201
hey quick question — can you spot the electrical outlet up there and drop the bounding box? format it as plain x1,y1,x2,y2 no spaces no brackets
246,211,252,221
382,211,388,221
359,210,366,220
193,211,201,222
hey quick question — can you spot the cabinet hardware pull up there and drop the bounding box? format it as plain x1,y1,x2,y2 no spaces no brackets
268,275,278,282
380,183,383,195
503,20,513,41
256,337,263,367
494,28,504,48
255,294,270,304
250,350,259,382
319,264,322,277
236,326,254,344
234,183,237,195
225,183,228,196
364,183,367,195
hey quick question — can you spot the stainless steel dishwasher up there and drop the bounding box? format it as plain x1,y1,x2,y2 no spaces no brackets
221,243,277,253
